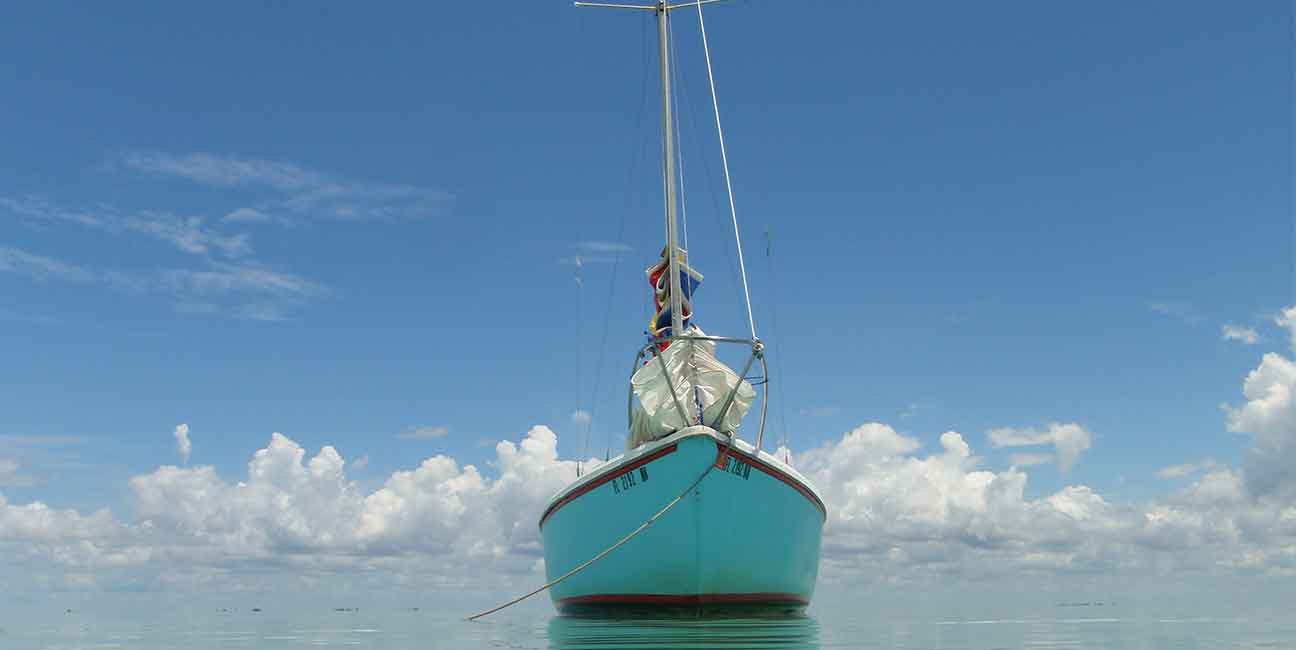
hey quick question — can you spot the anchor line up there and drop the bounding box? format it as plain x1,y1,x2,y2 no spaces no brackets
465,439,732,621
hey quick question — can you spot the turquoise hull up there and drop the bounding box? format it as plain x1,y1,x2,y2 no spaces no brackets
539,427,825,615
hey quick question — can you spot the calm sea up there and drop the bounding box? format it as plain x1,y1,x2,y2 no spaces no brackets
3,602,1291,650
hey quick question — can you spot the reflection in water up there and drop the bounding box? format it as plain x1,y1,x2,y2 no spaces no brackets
547,615,820,649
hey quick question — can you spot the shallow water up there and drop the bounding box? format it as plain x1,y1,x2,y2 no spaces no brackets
5,605,1291,650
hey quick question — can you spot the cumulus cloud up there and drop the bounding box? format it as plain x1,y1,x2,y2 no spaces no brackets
173,424,191,464
125,426,594,579
1225,352,1296,498
1278,307,1296,351
988,423,1093,472
0,416,1295,594
1222,324,1261,345
799,423,1296,584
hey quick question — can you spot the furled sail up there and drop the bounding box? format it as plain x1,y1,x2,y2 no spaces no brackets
628,248,755,449
645,246,704,347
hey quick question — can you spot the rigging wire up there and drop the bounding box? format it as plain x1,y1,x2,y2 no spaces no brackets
581,12,654,466
694,0,757,340
675,47,745,321
764,228,793,463
575,255,584,476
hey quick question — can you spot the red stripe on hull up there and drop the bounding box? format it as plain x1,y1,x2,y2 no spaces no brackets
717,444,827,520
539,443,679,529
558,592,809,607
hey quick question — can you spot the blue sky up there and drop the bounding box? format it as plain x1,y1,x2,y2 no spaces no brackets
1,1,1292,602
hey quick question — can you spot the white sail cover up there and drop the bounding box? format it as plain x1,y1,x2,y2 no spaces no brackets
628,327,756,449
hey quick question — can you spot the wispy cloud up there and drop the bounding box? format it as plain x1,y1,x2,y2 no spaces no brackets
0,246,94,282
577,241,633,254
397,426,450,440
122,152,451,224
2,197,251,258
3,152,446,322
101,262,326,312
1157,459,1220,479
571,410,592,425
221,207,290,225
989,422,1093,473
1221,324,1261,345
0,457,32,487
1149,302,1203,325
122,152,326,192
1,240,326,322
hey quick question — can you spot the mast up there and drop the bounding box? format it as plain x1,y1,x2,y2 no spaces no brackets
657,1,685,339
575,0,699,339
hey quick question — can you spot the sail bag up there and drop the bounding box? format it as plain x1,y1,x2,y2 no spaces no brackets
628,327,755,448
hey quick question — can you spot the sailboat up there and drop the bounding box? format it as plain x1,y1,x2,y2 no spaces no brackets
540,0,825,615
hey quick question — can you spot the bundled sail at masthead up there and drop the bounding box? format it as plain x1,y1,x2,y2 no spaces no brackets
628,246,755,449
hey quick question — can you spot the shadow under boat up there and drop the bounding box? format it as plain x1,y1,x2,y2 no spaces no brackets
548,613,820,649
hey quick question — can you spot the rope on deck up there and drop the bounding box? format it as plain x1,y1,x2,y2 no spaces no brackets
466,441,728,621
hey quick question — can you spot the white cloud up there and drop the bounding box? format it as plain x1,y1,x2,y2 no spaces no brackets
351,455,370,472
1009,452,1054,468
122,152,451,223
397,426,450,440
1,416,1296,594
173,424,191,464
576,241,633,254
988,423,1093,472
125,426,593,573
1222,324,1261,345
796,424,1130,581
0,458,29,487
571,410,592,425
1157,459,1220,479
122,152,327,192
0,493,121,543
0,246,93,283
105,262,328,320
3,196,326,320
2,197,250,259
1277,307,1296,351
1225,352,1296,497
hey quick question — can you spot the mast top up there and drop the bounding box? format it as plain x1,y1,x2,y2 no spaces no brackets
573,0,729,12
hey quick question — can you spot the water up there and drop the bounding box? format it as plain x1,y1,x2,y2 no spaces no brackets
4,604,1291,649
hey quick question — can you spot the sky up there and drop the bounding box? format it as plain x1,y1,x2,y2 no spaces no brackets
0,1,1293,611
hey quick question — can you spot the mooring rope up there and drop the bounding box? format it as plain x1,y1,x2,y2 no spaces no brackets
466,441,728,621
